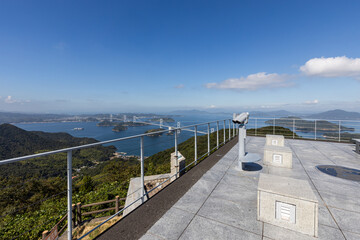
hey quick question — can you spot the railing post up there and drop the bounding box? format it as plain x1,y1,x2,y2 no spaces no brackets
76,202,82,225
314,120,317,140
273,118,275,135
67,150,72,240
175,130,178,177
255,118,257,136
194,125,197,164
233,121,235,137
216,121,219,149
115,196,120,213
223,120,226,144
140,136,145,203
42,230,49,240
72,204,76,227
207,123,210,156
293,119,295,139
228,119,231,141
339,120,341,142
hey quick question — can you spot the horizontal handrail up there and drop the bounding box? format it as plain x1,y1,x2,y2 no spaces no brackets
81,198,126,208
82,207,121,216
249,117,360,123
0,118,232,165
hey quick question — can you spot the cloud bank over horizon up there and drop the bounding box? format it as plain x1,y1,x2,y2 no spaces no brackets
300,56,360,79
205,72,292,91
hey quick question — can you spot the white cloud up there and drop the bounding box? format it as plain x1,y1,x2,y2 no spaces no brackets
4,96,30,104
5,96,16,103
174,84,184,89
208,105,216,109
300,56,360,78
205,72,292,91
304,99,319,105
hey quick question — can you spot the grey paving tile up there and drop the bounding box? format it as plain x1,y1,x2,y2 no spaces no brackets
179,215,261,240
139,233,165,240
173,192,209,214
221,172,259,190
267,166,309,180
343,231,360,240
187,178,218,196
306,168,360,187
318,205,338,228
319,191,360,213
312,179,360,199
172,176,220,214
211,161,231,173
263,223,344,240
330,207,360,234
147,207,194,240
198,196,262,234
210,178,257,203
202,168,226,183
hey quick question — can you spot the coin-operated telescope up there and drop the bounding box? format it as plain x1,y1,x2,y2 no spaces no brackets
233,112,261,171
232,112,249,125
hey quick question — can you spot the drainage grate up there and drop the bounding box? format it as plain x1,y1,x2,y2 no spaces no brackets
316,165,360,182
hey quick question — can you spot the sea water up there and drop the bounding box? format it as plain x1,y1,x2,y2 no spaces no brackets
15,115,360,156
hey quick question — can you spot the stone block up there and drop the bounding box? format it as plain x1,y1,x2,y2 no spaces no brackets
257,173,318,237
266,134,285,147
123,174,171,216
170,151,186,181
263,145,293,168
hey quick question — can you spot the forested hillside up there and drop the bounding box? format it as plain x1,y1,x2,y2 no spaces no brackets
0,124,234,239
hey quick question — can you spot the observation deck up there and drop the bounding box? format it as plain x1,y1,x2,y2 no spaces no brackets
98,136,360,240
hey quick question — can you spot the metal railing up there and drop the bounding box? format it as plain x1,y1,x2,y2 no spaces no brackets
247,117,360,142
0,118,237,240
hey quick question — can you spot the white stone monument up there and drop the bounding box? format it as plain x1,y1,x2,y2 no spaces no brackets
266,134,285,146
263,145,293,168
257,173,318,237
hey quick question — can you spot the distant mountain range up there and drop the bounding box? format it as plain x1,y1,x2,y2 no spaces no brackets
250,110,298,118
0,112,70,124
1,109,360,123
169,109,299,117
169,109,230,116
169,109,360,120
305,109,360,120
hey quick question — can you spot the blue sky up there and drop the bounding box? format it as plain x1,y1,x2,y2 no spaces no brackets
1,0,360,113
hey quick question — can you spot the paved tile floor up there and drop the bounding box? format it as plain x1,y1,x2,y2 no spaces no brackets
140,137,360,240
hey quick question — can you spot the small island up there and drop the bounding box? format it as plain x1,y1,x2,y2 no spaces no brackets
112,125,128,132
150,117,175,123
97,120,118,127
121,122,147,127
97,120,147,132
145,128,164,137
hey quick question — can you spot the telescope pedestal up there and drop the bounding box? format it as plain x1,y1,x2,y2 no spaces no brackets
236,124,261,171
